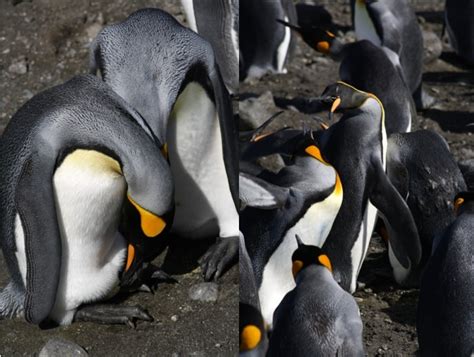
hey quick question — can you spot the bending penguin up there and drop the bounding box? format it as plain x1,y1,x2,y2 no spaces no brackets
267,236,365,357
90,8,239,281
240,128,343,327
417,191,474,356
278,21,415,134
240,0,297,79
445,0,474,65
180,0,239,93
0,75,174,326
317,82,421,292
353,0,434,109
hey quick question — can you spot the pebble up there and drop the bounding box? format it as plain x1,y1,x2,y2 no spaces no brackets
239,91,275,130
171,314,179,322
38,338,88,357
188,282,219,302
8,57,28,74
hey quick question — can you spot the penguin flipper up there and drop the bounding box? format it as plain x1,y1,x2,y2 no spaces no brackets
16,153,62,324
239,172,289,209
369,161,421,278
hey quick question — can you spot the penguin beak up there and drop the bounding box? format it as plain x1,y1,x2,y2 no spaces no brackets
329,97,341,120
128,196,167,238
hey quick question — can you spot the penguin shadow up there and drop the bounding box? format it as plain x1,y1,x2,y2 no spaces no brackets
439,52,474,70
381,289,419,327
423,70,474,86
274,96,327,114
424,109,474,133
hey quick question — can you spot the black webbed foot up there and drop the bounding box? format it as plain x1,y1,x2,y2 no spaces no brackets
120,262,177,293
198,236,238,281
74,304,153,328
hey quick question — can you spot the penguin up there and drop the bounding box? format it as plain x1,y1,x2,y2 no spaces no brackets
316,81,421,292
239,234,268,357
240,0,297,79
90,8,239,281
277,21,416,134
353,0,434,109
386,130,467,284
180,0,239,93
267,236,365,357
240,129,343,327
0,75,174,326
445,0,474,65
417,191,474,356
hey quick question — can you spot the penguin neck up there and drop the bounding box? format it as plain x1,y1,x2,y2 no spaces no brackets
354,1,382,46
295,265,332,285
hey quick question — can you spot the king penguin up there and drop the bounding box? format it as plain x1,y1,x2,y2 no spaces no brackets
386,130,467,284
239,234,268,357
180,0,239,93
278,21,416,134
445,0,474,65
417,191,474,356
240,129,343,327
317,81,421,292
353,0,434,109
90,8,239,281
240,0,297,79
267,236,365,357
0,75,174,326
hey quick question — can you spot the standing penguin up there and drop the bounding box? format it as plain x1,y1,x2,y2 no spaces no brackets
353,0,433,109
318,81,421,292
445,0,474,65
240,130,343,327
239,234,268,357
0,75,173,326
278,21,416,134
180,0,239,93
386,130,467,283
240,0,297,79
90,8,239,280
417,191,474,356
267,236,365,356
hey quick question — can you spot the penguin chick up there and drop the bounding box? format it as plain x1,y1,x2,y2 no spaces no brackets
267,236,365,357
417,191,474,356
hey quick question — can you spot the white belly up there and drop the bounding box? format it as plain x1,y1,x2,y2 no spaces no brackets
15,150,127,324
258,192,343,327
168,82,239,240
354,1,382,46
276,16,291,73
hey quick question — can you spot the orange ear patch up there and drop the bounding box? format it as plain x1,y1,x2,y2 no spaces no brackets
454,197,464,212
318,254,333,272
292,260,304,278
316,41,330,53
305,145,329,165
128,196,167,238
125,244,135,272
240,325,261,351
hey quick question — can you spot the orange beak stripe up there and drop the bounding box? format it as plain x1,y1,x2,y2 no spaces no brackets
454,197,464,212
331,97,342,113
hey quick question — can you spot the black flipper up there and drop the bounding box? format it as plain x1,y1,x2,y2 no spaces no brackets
369,160,421,275
15,150,61,324
239,173,289,209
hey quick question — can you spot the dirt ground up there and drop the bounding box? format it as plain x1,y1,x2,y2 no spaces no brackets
0,0,238,356
240,0,473,356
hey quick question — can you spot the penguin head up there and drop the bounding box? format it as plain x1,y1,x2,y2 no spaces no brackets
277,20,340,56
321,81,373,120
239,303,267,356
454,191,474,215
291,234,333,279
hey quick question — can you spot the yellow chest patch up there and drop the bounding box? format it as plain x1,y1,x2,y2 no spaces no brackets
60,149,122,177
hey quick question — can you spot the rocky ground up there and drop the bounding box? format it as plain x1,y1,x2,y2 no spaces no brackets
0,0,238,356
240,0,473,356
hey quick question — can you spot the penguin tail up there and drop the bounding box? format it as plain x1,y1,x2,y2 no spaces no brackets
0,281,25,319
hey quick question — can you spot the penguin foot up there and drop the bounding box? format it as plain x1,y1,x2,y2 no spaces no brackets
121,263,177,293
198,236,238,281
74,304,153,328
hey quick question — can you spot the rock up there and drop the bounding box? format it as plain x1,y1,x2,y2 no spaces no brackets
38,338,88,357
171,314,179,322
188,282,219,302
8,57,28,75
239,91,275,130
423,30,443,64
